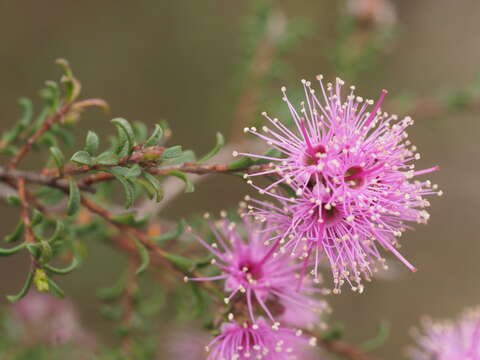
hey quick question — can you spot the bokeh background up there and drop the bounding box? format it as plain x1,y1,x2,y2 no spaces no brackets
1,1,480,358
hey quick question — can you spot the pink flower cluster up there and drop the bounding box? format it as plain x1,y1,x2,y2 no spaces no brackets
186,75,441,358
237,76,441,293
409,307,480,360
185,213,328,359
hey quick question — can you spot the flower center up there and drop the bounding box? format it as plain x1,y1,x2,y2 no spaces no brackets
303,145,326,166
322,206,340,225
344,165,365,189
239,260,263,281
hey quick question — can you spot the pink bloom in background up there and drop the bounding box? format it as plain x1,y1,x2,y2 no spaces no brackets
186,214,330,328
239,76,441,293
346,0,397,27
164,328,212,360
8,292,95,348
408,307,480,360
206,318,319,360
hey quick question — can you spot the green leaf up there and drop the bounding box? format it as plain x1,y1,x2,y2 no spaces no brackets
50,124,75,147
47,220,65,243
190,282,207,318
105,169,135,208
0,243,26,256
71,150,93,166
321,325,344,341
67,178,81,216
31,209,45,227
124,164,142,178
134,239,150,276
144,124,164,147
361,321,390,351
7,270,34,302
40,80,61,111
199,132,225,163
45,256,81,275
164,252,195,272
38,241,53,264
26,243,40,259
47,278,65,298
56,58,81,102
227,157,254,171
97,275,126,301
133,121,148,142
85,131,100,155
111,118,135,154
18,97,34,126
138,173,163,202
162,149,196,165
0,145,17,156
95,151,119,166
49,146,65,171
39,132,58,147
161,145,183,159
4,221,24,243
169,171,194,193
36,187,64,206
100,305,123,320
152,219,186,244
5,195,21,207
111,212,148,228
0,98,33,146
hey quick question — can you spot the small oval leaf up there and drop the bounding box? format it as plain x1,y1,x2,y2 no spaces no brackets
134,239,150,276
199,132,225,163
49,146,65,171
7,270,34,302
85,131,100,155
67,178,81,216
169,171,194,193
111,118,135,154
71,150,92,166
145,124,164,147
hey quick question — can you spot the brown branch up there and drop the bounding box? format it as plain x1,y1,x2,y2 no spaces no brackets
8,103,72,170
43,145,165,178
17,178,35,244
0,167,94,193
148,162,268,176
0,160,267,199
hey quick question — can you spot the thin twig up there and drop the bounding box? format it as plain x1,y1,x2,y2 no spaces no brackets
17,178,35,244
0,167,94,193
8,104,71,169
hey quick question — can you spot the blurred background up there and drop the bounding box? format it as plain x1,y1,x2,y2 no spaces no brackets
1,0,480,358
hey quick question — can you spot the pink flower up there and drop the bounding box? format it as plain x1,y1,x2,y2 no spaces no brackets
408,307,480,360
346,0,397,27
8,292,95,348
164,328,211,360
239,76,441,292
206,318,319,360
185,213,329,327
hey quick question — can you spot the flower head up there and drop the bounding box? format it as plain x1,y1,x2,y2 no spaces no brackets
408,307,480,360
8,292,95,348
186,212,329,327
239,76,441,292
206,318,318,360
